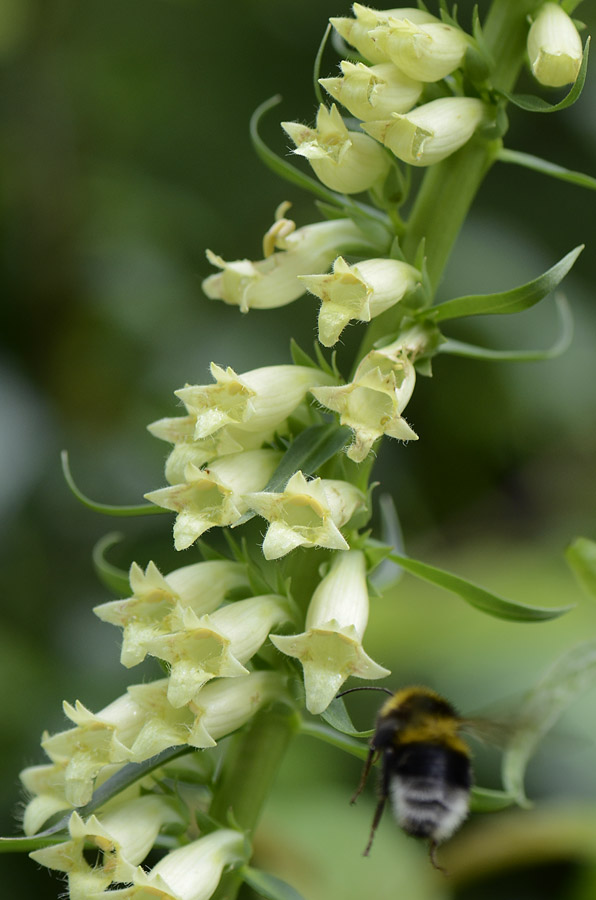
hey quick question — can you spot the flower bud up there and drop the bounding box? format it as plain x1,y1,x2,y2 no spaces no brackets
282,104,391,194
245,470,366,560
142,594,292,707
363,97,485,167
271,551,390,714
94,559,249,667
320,61,423,122
299,255,420,347
371,18,469,82
172,363,335,441
527,2,583,87
203,205,375,312
330,5,438,64
311,340,418,462
145,449,282,550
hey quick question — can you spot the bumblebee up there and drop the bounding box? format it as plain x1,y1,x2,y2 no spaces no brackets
340,685,472,869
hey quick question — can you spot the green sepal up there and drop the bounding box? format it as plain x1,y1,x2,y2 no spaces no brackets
61,451,166,517
423,245,583,322
437,292,573,361
319,696,374,738
498,147,596,192
502,641,596,806
240,866,306,900
290,338,320,371
500,37,590,112
388,552,574,622
566,537,596,600
92,532,130,596
470,787,515,812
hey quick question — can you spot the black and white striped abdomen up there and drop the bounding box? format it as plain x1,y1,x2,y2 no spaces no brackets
389,742,472,843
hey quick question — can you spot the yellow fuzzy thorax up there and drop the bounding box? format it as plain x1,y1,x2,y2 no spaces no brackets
379,685,470,757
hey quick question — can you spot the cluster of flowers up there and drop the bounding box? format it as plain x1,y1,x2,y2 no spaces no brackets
22,552,387,897
20,4,584,899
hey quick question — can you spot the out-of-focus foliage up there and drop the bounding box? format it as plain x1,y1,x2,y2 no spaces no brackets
1,1,596,897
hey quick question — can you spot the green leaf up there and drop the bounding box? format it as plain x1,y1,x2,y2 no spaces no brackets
388,552,573,622
264,424,352,494
299,720,370,760
319,696,373,738
313,24,331,106
502,641,596,806
438,293,573,361
424,246,583,323
241,866,306,900
92,533,130,595
61,451,166,517
566,537,596,599
498,147,596,191
501,37,590,112
470,787,515,812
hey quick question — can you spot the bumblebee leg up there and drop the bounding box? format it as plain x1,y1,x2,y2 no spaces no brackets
350,746,379,805
428,840,447,875
363,793,387,857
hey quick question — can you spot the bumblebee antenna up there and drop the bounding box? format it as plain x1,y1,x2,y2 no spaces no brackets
336,686,393,699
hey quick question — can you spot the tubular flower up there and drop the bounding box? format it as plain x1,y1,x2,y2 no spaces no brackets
142,594,293,708
299,256,420,347
93,560,249,668
162,428,277,486
311,341,418,462
371,17,470,82
81,829,246,900
271,551,390,714
29,796,186,896
245,470,366,560
172,362,335,441
320,60,423,122
330,5,438,65
40,693,149,806
203,204,376,312
144,449,282,550
282,104,391,195
362,96,485,167
527,2,583,87
186,671,289,748
20,761,76,836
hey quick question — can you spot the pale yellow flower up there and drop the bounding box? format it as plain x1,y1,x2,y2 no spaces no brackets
527,2,583,87
271,551,390,714
320,60,422,122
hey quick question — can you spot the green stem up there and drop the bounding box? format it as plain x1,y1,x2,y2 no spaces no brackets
209,708,298,900
356,0,540,357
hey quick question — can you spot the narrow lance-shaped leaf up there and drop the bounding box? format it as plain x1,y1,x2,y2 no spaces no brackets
502,641,596,806
470,787,515,813
500,37,590,112
438,293,573,362
92,532,130,596
565,537,596,600
388,552,573,622
498,148,596,192
241,866,307,900
424,246,583,323
61,451,166,517
319,696,374,738
313,24,331,106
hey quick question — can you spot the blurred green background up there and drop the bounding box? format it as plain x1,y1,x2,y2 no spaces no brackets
1,0,596,896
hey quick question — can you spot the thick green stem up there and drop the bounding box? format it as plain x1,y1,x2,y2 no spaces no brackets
209,708,298,900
